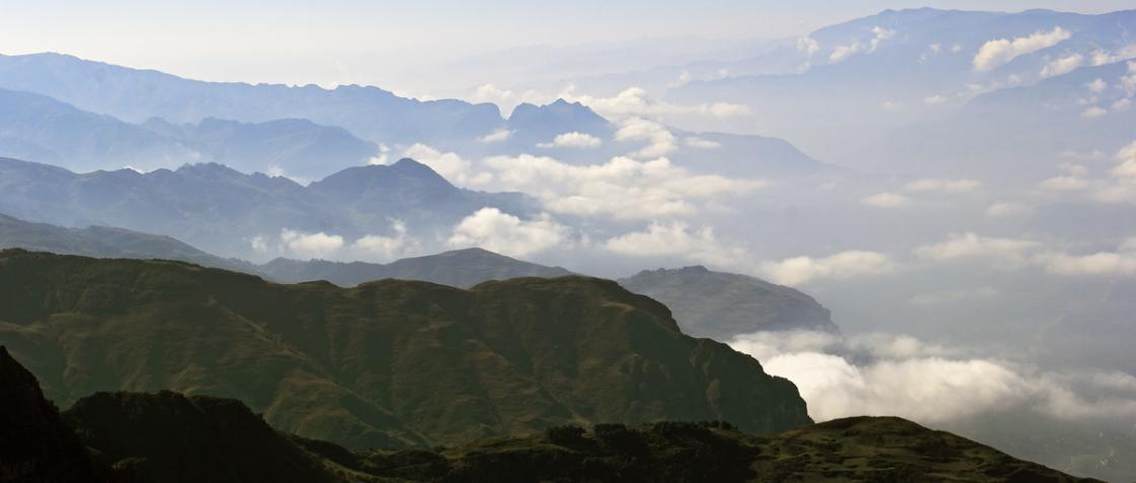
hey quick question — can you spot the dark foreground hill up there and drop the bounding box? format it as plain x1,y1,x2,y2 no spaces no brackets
620,266,839,339
0,249,810,449
0,347,1095,483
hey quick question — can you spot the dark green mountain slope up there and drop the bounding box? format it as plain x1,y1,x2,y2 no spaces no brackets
0,250,811,450
0,346,1096,483
63,391,349,483
620,266,838,339
262,247,572,288
0,346,102,482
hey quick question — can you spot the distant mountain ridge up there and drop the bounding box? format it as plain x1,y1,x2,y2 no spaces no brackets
0,156,535,259
0,52,502,145
672,8,1136,168
0,52,827,179
261,247,572,288
0,87,380,175
0,212,257,273
620,266,839,339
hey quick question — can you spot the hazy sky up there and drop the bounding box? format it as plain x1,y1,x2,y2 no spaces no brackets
1,0,1131,89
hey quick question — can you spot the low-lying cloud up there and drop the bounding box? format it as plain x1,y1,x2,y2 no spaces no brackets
447,207,569,257
538,131,602,149
729,330,1136,424
973,27,1071,71
484,153,765,220
760,251,894,286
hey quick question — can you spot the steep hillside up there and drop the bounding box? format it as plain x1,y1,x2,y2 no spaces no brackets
0,250,811,450
0,346,103,482
0,347,1094,482
620,266,838,339
64,391,348,483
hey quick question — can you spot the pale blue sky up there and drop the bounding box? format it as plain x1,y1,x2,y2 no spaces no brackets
0,0,1131,90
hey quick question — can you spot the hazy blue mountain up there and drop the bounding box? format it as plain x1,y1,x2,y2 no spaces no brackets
0,212,257,273
0,86,386,176
0,52,503,146
472,98,826,176
0,87,198,171
673,8,1136,166
0,157,536,259
0,53,826,179
141,117,380,180
620,266,839,339
851,58,1135,179
262,247,572,288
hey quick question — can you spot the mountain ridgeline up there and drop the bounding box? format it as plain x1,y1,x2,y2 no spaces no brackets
620,266,839,339
0,250,812,450
0,53,825,179
261,247,573,288
0,213,840,335
0,156,535,259
0,345,1095,482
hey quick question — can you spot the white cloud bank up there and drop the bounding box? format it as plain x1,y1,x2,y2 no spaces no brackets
861,192,910,208
914,232,1040,266
973,27,1071,71
251,222,424,262
760,251,894,286
1040,53,1083,78
730,330,1136,424
478,128,513,143
903,178,981,193
484,154,764,220
604,222,745,267
564,86,750,121
829,26,895,63
447,208,569,257
402,144,493,186
538,131,602,149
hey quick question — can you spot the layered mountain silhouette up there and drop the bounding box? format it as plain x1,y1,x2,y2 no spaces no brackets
0,213,842,338
620,266,839,339
0,52,502,145
0,87,380,175
0,53,825,179
0,338,1095,482
0,156,534,259
0,250,812,450
261,247,572,288
673,8,1136,168
0,212,256,273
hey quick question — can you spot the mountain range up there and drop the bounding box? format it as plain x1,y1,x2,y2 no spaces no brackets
0,156,534,259
1,342,1094,482
671,8,1136,173
0,53,826,179
0,87,379,176
260,247,572,288
0,212,841,337
0,249,813,450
